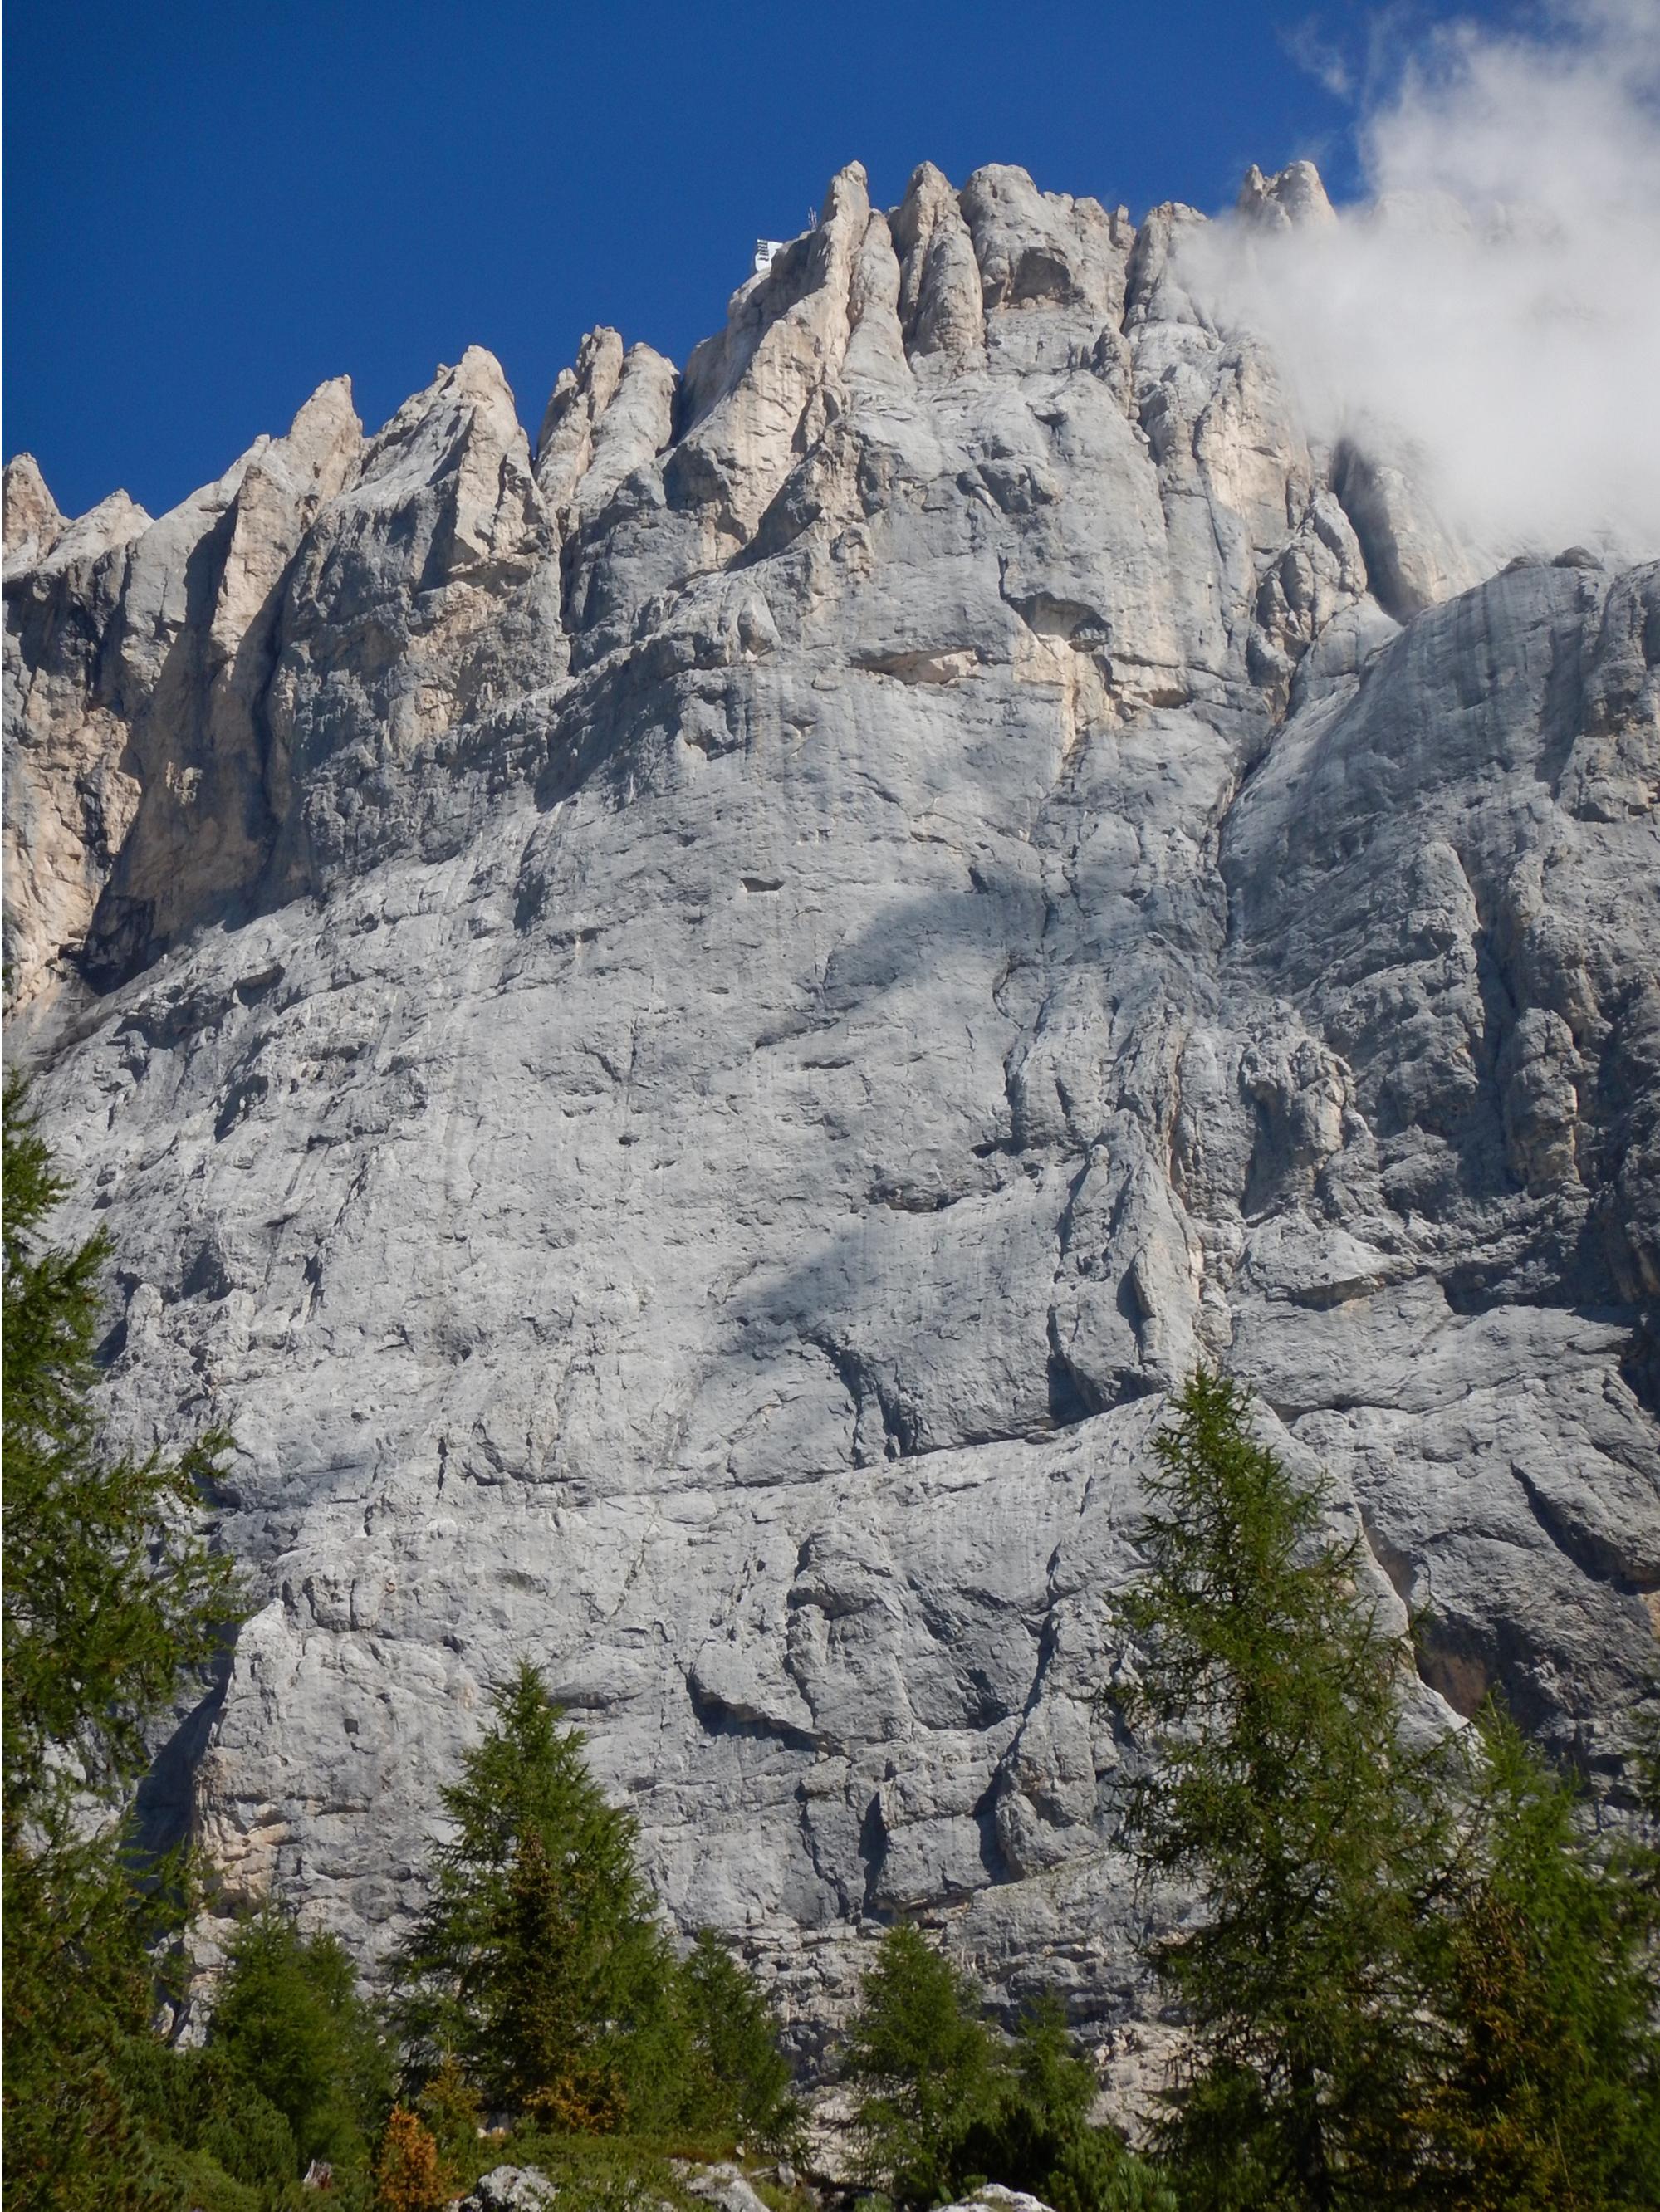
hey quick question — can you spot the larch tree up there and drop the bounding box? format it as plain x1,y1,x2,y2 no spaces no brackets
390,1659,691,2133
2,1074,245,2212
1113,1370,1446,2210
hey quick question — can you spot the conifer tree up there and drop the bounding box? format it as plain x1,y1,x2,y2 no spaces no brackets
2,1074,241,1824
962,1999,1178,2212
2,1074,245,2211
414,2056,485,2174
1114,1369,1443,2209
391,1660,691,2131
846,1930,1174,2212
680,1928,801,2150
116,2032,301,2206
1411,1710,1660,2211
373,2107,453,2212
843,1921,1007,2205
208,1904,393,2188
1115,1371,1660,2208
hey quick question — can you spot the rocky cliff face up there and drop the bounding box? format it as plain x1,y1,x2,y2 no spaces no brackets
5,157,1658,2059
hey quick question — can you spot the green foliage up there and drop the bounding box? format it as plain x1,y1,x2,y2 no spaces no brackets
10,1857,391,2209
393,1660,697,2132
1011,1999,1099,2136
414,2053,486,2173
8,1827,394,2207
117,2035,299,2196
1,1073,247,2212
1409,1709,1660,2210
957,2000,1089,2200
680,1928,801,2150
144,2141,267,2212
964,2001,1178,2212
389,1663,800,2156
1117,1368,1660,2210
2,1072,242,1829
1115,1368,1444,2207
845,1934,1173,2212
208,1902,394,2190
0,1081,399,2209
6,1850,345,2211
1,1824,175,2209
845,1921,1006,2205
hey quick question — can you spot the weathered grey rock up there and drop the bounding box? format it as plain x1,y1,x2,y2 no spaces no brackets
4,159,1657,2077
3,463,154,1008
677,2162,771,2212
537,330,677,531
1329,443,1485,624
893,163,987,365
451,2166,556,2212
937,2189,1054,2212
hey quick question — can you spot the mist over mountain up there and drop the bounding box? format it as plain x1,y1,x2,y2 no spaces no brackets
1183,0,1660,562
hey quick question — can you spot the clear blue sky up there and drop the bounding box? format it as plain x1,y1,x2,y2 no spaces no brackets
4,0,1516,521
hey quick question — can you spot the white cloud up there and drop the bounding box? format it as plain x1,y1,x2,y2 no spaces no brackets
1183,0,1660,560
1277,12,1355,100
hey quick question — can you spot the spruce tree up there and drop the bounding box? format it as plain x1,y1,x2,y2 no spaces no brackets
1114,1369,1442,2210
390,1660,691,2131
2,1074,245,2211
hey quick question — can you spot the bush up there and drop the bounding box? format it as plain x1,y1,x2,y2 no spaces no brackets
100,2029,300,2208
374,2106,454,2212
144,2142,267,2212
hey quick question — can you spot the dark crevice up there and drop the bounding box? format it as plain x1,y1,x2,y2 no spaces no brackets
1045,1305,1099,1430
857,1791,889,1916
685,1672,819,1755
130,1648,235,1866
974,1778,1014,1887
1620,1310,1660,1422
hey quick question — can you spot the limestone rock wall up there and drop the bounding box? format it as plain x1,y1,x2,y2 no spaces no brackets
5,159,1657,2053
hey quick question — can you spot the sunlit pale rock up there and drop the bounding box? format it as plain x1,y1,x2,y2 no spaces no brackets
4,161,1656,2082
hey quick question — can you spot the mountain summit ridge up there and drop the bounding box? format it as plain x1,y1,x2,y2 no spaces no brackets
4,157,1656,2063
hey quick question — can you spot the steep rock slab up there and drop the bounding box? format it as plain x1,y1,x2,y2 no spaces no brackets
4,162,1657,2051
